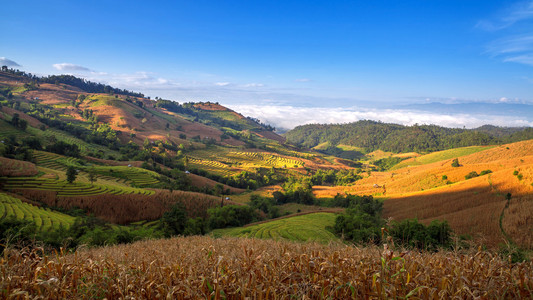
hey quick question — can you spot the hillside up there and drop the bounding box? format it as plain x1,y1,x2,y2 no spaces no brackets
1,67,533,286
311,140,533,248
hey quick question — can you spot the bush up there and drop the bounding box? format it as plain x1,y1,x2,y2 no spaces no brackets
389,219,452,251
465,171,479,180
451,158,460,167
250,195,280,219
333,209,383,244
160,203,189,237
479,170,492,176
207,205,259,229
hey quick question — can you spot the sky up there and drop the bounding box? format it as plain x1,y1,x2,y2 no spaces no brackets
2,0,533,131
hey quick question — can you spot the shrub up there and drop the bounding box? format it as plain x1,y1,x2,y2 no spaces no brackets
389,219,452,251
160,203,189,237
451,158,460,167
465,171,479,180
479,170,492,176
207,205,259,229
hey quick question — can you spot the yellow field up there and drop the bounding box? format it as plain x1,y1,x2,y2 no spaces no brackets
2,236,531,298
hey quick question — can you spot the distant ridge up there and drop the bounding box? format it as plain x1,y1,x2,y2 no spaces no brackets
285,120,533,154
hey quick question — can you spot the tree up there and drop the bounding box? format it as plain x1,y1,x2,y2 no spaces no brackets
88,168,97,185
66,166,77,183
10,113,20,127
451,158,460,167
160,203,188,237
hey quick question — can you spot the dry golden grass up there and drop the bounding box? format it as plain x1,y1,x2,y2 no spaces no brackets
2,236,532,299
314,140,533,248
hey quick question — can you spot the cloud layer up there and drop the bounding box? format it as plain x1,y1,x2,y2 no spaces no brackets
228,104,533,131
53,63,92,72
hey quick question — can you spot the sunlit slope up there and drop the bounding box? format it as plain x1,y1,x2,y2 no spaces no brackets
212,212,338,243
313,140,533,248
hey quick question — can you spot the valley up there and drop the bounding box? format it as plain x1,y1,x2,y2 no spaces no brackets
1,69,532,298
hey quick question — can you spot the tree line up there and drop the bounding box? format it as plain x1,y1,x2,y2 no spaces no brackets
286,120,533,153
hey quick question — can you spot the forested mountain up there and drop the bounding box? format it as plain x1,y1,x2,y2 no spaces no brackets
285,120,533,153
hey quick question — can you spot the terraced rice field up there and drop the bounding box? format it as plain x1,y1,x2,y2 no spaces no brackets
0,192,74,230
188,157,234,176
1,177,154,196
0,119,30,139
33,151,82,171
228,151,305,168
27,127,120,156
212,212,338,243
90,166,160,187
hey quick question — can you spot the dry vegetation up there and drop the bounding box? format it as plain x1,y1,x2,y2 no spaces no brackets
11,189,238,224
2,236,532,299
313,140,533,248
0,157,39,177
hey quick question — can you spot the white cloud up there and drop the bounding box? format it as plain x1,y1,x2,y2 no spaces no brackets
214,82,231,86
53,63,92,72
0,57,21,67
295,78,311,82
242,83,264,88
477,1,533,31
228,104,533,131
481,2,533,67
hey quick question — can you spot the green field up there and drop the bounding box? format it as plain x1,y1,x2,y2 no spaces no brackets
27,128,121,156
391,145,495,170
227,151,304,168
90,165,160,187
0,192,75,230
1,177,154,196
212,212,339,243
0,119,30,140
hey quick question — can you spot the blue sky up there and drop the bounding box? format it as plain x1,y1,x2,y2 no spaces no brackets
2,0,533,130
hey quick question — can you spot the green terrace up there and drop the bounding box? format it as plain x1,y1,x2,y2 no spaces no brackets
0,192,75,231
1,177,154,196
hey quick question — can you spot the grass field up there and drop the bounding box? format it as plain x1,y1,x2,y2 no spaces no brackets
27,128,121,156
212,212,338,243
391,145,494,170
0,192,75,230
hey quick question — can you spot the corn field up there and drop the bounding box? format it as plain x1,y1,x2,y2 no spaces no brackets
1,236,532,299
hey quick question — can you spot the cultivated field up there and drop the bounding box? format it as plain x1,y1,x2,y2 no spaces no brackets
213,212,338,243
2,235,532,299
0,192,74,230
11,189,235,224
0,157,39,177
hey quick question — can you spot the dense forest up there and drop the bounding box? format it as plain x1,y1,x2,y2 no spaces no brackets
285,120,533,153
